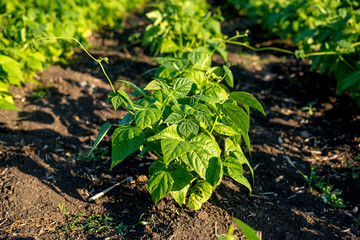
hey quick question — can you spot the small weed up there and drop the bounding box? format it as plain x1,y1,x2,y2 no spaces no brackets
30,86,50,100
302,102,317,115
115,214,154,235
57,203,153,234
69,147,109,162
340,161,360,179
301,166,346,208
301,165,317,191
57,202,69,216
58,202,116,233
302,105,313,115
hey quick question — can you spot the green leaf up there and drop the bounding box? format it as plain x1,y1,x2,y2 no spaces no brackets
222,156,252,193
192,103,213,116
243,132,252,159
88,123,112,157
187,180,213,210
229,92,266,116
179,105,196,115
118,80,149,97
107,92,125,111
146,10,162,23
195,114,212,126
148,170,173,205
111,126,144,169
0,55,24,86
170,167,193,206
2,63,24,86
0,100,19,111
188,51,212,70
225,138,254,182
214,123,240,136
117,90,134,110
160,39,179,53
222,103,250,135
184,133,220,179
0,92,20,111
161,139,196,165
111,94,122,111
232,217,260,240
147,124,183,142
144,80,162,91
192,94,220,104
223,65,234,88
135,108,161,129
204,82,228,102
173,78,194,97
157,79,170,95
107,92,116,104
119,113,133,125
139,145,151,158
164,111,185,124
339,70,360,92
149,159,166,176
178,119,199,138
205,157,223,187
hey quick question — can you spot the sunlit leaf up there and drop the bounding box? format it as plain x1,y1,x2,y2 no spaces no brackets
229,92,266,116
170,167,193,206
148,170,173,205
88,123,112,157
135,108,161,129
161,139,196,165
111,126,144,169
187,180,213,210
173,77,194,97
178,119,199,138
205,157,223,187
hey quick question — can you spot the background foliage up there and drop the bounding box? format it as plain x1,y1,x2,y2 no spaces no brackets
228,0,360,104
0,0,146,110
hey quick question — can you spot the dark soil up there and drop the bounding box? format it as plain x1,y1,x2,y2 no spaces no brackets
1,9,359,240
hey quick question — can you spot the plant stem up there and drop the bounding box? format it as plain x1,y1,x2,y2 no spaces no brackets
210,115,218,134
225,40,294,54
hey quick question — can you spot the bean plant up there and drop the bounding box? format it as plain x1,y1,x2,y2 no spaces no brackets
142,0,228,62
89,50,265,209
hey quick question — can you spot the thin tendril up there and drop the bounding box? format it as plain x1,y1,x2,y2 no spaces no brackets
32,37,116,93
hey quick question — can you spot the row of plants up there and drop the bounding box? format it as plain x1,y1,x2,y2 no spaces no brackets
89,0,266,210
227,0,360,105
0,0,147,110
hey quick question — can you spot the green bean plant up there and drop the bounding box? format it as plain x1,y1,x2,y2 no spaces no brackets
142,0,228,62
228,0,360,104
88,49,265,210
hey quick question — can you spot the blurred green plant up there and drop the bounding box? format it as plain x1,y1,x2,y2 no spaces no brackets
302,104,315,115
30,85,50,100
227,0,360,105
69,147,109,162
340,160,360,179
0,0,147,110
142,0,228,62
